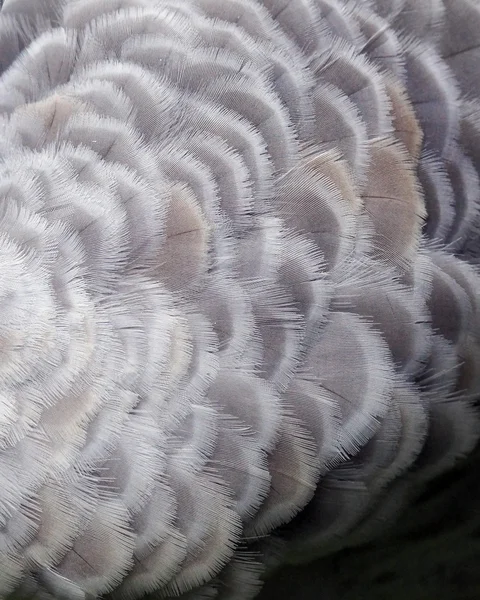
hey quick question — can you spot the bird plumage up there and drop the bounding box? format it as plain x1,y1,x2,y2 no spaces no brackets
0,0,479,598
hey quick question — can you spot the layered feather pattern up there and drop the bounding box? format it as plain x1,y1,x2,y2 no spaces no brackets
0,1,479,599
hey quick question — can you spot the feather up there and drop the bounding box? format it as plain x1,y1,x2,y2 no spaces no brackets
156,183,210,293
384,77,422,160
317,0,363,46
301,311,395,456
440,0,480,98
0,0,63,22
207,416,271,522
392,0,446,44
0,2,479,599
261,0,325,56
403,37,460,160
426,259,473,345
275,162,357,268
0,12,49,74
198,274,255,369
245,414,319,537
418,150,456,242
214,553,264,600
333,257,432,376
55,499,135,597
310,39,392,139
311,81,370,182
0,28,77,110
208,372,281,454
445,149,480,249
162,471,241,596
63,0,153,28
276,229,333,343
362,137,425,269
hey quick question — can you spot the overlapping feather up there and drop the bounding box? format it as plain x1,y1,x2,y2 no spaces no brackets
0,1,478,599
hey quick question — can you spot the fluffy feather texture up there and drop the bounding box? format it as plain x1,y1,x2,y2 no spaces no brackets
0,1,479,599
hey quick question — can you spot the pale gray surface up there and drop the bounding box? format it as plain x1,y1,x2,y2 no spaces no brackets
0,1,479,599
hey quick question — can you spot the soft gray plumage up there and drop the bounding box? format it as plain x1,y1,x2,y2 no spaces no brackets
0,1,479,599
